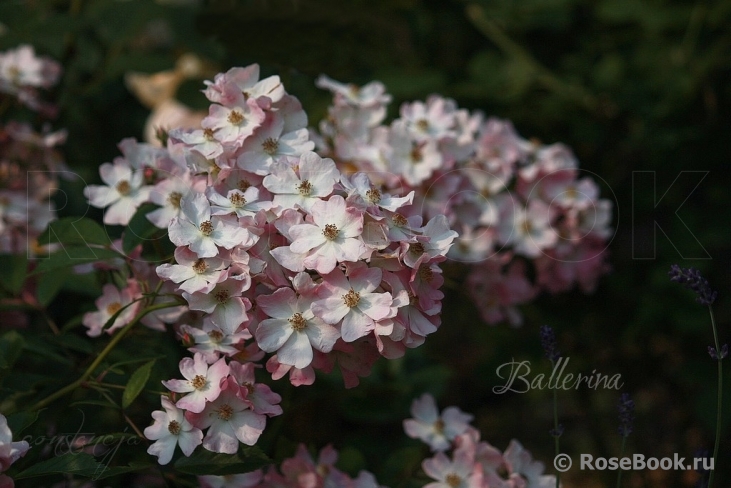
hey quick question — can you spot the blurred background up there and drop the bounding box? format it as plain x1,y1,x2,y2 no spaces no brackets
1,0,729,486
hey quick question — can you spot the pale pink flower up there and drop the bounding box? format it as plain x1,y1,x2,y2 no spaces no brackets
256,287,339,369
274,94,309,132
518,143,577,183
263,151,339,213
533,173,599,211
162,354,230,413
415,171,463,221
354,470,387,488
466,260,536,326
237,113,314,175
382,270,440,340
144,396,203,465
265,355,316,387
83,159,152,225
496,198,557,258
423,447,484,488
407,261,446,314
382,210,422,243
571,199,613,240
402,214,458,268
204,64,285,106
280,444,353,488
156,246,227,294
0,413,29,472
312,263,393,342
0,44,60,91
168,192,255,258
535,239,610,295
267,208,310,274
316,75,392,108
183,278,250,334
82,282,142,337
404,393,473,452
476,118,527,167
503,440,557,488
447,225,495,264
400,96,457,141
202,97,266,145
117,138,171,171
246,212,294,286
146,169,201,228
342,172,414,213
321,337,381,388
228,361,283,417
288,195,366,274
387,120,443,186
206,186,271,218
324,103,387,141
183,322,251,363
169,127,224,159
187,376,266,453
442,108,481,162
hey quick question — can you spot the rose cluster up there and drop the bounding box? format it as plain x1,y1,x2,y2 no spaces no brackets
0,45,65,255
404,394,558,488
0,44,60,115
197,444,384,488
172,392,556,488
316,77,613,325
82,64,457,464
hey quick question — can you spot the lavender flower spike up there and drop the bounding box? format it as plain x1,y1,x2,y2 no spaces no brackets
618,393,635,437
540,325,561,362
668,265,718,305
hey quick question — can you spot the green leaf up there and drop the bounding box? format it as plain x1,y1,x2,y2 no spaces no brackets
122,203,166,254
55,332,93,354
31,246,123,275
36,267,72,306
23,335,72,365
122,360,155,408
106,355,163,372
94,461,154,480
0,331,24,370
0,253,28,294
38,217,112,247
14,452,104,479
174,445,271,475
5,410,39,435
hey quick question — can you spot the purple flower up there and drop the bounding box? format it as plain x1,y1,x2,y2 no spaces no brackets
617,393,635,437
539,325,560,362
668,265,717,306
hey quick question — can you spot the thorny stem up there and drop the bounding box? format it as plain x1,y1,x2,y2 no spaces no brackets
2,301,179,416
616,435,627,488
551,359,561,488
707,305,722,488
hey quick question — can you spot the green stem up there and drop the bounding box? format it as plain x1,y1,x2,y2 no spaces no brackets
616,435,627,488
2,301,179,416
707,305,722,488
465,4,606,114
552,359,561,488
